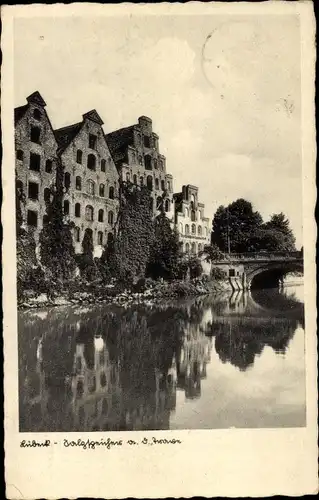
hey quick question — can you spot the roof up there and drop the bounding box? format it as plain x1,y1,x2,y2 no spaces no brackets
54,122,83,152
26,91,46,107
105,125,135,165
14,105,28,126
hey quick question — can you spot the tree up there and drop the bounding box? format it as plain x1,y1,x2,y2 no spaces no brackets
146,213,180,280
262,212,296,251
200,243,225,262
108,182,155,284
211,199,263,253
39,164,76,287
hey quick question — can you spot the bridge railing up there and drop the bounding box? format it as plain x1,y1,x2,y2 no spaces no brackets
212,251,302,262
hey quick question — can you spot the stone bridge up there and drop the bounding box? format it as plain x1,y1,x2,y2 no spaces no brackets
211,251,304,290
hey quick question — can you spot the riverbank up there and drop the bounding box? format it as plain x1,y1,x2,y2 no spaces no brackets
18,276,228,310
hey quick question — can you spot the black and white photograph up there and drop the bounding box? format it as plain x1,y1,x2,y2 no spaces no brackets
2,2,317,498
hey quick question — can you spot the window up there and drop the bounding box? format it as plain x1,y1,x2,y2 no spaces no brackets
33,108,41,120
126,172,130,182
109,186,114,199
165,199,170,212
191,210,196,222
133,174,137,185
185,224,189,235
167,181,171,191
107,232,114,250
28,182,39,200
64,200,70,215
76,176,82,191
149,198,154,211
185,243,190,253
140,176,144,186
75,227,80,243
44,188,51,203
158,159,163,170
155,178,159,190
179,222,183,234
27,210,38,227
45,159,53,173
161,180,165,191
89,134,97,149
75,203,81,217
99,184,105,197
198,243,202,253
64,172,71,190
191,224,196,235
185,207,189,217
138,155,143,166
76,150,83,164
108,211,114,224
146,175,153,191
229,269,235,277
154,159,158,169
191,242,196,254
144,136,150,148
87,179,95,195
98,209,104,222
156,196,162,211
29,153,40,171
145,155,152,170
87,154,96,171
85,205,94,221
97,231,103,245
101,159,106,172
30,126,41,144
16,150,23,161
198,225,202,236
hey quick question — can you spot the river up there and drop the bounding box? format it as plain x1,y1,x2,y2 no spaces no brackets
18,284,305,432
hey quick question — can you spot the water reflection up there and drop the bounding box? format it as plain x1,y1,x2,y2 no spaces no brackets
19,286,305,431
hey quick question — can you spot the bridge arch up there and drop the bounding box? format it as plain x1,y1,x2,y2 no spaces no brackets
246,262,303,289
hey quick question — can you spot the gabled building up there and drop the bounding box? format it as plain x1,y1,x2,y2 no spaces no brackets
174,185,211,255
106,116,175,221
54,110,119,257
15,91,59,245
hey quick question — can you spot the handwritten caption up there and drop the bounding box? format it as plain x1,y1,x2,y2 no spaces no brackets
20,436,182,450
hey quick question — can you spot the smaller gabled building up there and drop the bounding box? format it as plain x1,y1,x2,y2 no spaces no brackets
55,110,119,257
15,91,59,245
106,116,175,222
174,185,211,255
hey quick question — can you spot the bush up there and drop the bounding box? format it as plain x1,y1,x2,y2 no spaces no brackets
211,267,227,281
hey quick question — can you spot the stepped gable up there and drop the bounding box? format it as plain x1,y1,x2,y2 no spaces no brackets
14,104,28,125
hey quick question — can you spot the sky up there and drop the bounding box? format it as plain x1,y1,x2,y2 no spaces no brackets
14,14,302,247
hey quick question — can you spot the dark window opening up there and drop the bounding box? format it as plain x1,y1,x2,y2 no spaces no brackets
155,178,159,190
133,174,137,185
28,182,39,200
75,203,81,217
76,150,83,164
98,231,103,245
98,209,104,222
75,227,80,242
89,134,97,150
144,136,151,148
45,159,53,173
30,126,41,144
87,179,95,195
16,150,23,161
165,199,170,212
109,186,114,199
29,153,41,171
108,211,114,225
145,155,152,170
33,108,41,120
140,176,144,186
76,176,82,191
161,180,165,191
101,159,106,172
64,172,71,190
87,153,96,171
156,196,163,211
191,210,196,222
229,269,236,277
27,210,38,227
146,175,153,191
44,188,51,203
64,200,70,215
99,184,105,197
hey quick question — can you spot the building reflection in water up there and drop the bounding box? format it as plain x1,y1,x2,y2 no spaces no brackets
18,287,304,432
